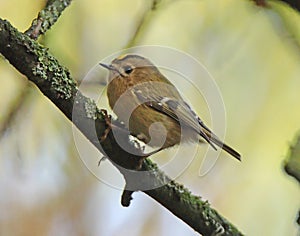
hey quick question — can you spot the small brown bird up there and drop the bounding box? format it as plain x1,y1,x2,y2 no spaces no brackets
100,54,241,161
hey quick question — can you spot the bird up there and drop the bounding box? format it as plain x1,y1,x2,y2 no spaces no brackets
100,54,241,161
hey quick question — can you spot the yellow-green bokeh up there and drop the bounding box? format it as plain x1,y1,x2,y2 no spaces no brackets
0,0,299,235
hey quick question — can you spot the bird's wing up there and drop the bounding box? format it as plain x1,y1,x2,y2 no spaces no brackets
133,90,217,149
133,89,241,160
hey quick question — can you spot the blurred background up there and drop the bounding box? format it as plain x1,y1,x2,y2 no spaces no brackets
0,0,300,235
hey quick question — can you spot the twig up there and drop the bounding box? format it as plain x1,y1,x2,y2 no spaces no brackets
125,0,165,48
0,0,73,138
121,189,134,207
25,0,73,39
0,19,243,236
253,0,300,12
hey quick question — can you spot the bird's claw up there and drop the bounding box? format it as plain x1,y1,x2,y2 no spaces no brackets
100,109,112,142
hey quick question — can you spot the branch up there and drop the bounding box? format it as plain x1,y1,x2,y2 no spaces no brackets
0,19,243,236
0,0,73,138
253,0,300,12
25,0,73,39
0,0,72,136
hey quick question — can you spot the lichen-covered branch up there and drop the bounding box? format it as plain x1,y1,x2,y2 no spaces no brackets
0,0,72,139
25,0,73,39
0,19,243,236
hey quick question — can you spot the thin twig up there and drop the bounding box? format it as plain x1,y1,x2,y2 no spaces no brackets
125,0,165,48
25,0,73,39
2,0,74,136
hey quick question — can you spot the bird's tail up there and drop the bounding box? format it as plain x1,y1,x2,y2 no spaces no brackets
200,125,241,161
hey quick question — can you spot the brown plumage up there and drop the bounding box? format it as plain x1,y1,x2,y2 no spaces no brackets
100,54,241,161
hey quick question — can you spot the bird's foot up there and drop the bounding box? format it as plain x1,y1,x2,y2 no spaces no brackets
100,109,112,142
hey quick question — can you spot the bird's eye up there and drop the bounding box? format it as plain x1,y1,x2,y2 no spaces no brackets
123,66,133,74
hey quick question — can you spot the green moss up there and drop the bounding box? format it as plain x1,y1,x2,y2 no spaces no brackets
144,158,158,170
32,62,47,79
85,98,98,120
32,45,76,99
27,0,72,36
1,19,77,100
39,7,57,34
31,43,77,99
34,53,77,99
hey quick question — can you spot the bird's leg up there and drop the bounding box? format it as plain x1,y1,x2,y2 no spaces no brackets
100,109,112,142
134,147,164,170
144,147,164,157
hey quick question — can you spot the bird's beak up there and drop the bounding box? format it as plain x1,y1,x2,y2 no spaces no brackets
99,63,118,73
99,63,111,70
